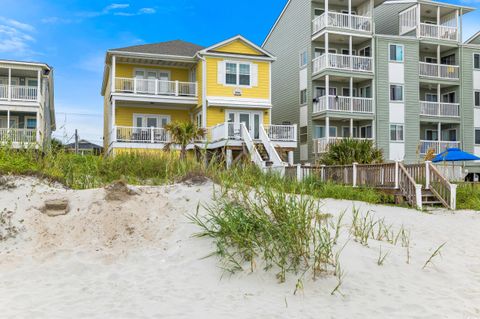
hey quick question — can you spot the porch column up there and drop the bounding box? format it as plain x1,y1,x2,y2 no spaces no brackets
36,111,40,144
437,122,442,145
111,55,116,93
37,69,41,103
325,32,329,56
371,118,376,140
437,45,441,76
288,151,294,165
437,6,440,27
416,4,421,38
111,99,116,142
6,109,10,130
325,0,328,16
348,0,352,29
349,36,353,70
350,118,354,138
7,68,11,101
459,9,463,43
325,74,330,110
437,83,441,116
349,77,353,112
326,116,330,140
226,149,233,169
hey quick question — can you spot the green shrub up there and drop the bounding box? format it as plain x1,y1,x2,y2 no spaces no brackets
320,138,383,165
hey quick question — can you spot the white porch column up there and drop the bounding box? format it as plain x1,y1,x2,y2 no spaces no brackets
36,111,40,144
325,0,329,17
325,116,330,140
349,76,353,112
348,0,352,29
111,55,116,93
325,32,329,57
288,151,294,165
325,74,330,110
437,45,441,76
111,99,116,142
7,68,11,101
6,109,10,130
437,6,440,26
416,4,421,38
437,122,442,148
437,83,441,116
459,9,463,43
226,149,233,169
350,118,354,137
37,69,41,103
371,118,376,140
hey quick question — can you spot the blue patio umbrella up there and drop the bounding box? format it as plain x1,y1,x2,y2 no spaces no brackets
432,148,480,163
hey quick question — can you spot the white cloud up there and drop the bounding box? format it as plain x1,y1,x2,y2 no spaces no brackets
78,3,155,18
0,18,36,56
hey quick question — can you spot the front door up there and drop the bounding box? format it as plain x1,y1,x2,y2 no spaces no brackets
158,72,170,94
226,111,262,139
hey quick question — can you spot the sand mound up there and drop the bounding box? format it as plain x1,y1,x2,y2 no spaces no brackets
104,180,139,201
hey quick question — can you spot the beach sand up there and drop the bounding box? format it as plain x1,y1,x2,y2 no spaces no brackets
0,176,479,318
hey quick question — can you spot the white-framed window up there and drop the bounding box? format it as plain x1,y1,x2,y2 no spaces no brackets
425,56,437,64
329,126,337,137
425,129,438,141
475,91,480,107
389,44,404,62
341,87,357,97
342,126,358,138
314,8,325,17
300,89,307,105
224,62,251,86
360,125,372,138
442,128,457,141
474,53,480,69
195,112,202,127
390,84,403,102
133,114,170,128
341,10,356,14
390,124,404,141
24,116,37,129
300,50,308,68
425,93,438,102
359,46,371,57
313,125,337,138
475,128,480,145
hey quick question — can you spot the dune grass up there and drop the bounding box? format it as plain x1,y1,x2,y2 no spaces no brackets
456,183,480,211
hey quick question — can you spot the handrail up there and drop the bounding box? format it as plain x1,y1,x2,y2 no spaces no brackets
398,163,421,209
259,124,284,166
428,162,454,209
240,123,265,168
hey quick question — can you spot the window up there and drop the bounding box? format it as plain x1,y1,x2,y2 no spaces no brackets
329,126,337,137
475,91,480,107
342,126,358,138
390,124,404,141
300,89,307,105
475,129,480,145
314,87,336,98
442,92,455,103
390,85,403,101
196,113,202,127
25,117,36,129
426,129,438,141
314,8,324,16
425,93,438,102
474,53,480,69
342,87,357,97
359,46,370,57
300,50,308,68
360,125,372,138
441,54,455,65
425,57,437,64
341,49,356,55
225,62,250,86
314,126,324,139
389,44,404,62
300,126,308,143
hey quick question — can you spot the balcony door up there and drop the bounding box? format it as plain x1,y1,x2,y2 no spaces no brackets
0,116,18,128
134,69,170,94
442,92,455,103
226,111,262,139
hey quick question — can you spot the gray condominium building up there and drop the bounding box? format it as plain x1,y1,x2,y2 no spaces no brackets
263,0,480,174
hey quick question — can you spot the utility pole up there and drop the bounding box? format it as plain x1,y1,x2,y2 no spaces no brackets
74,129,78,154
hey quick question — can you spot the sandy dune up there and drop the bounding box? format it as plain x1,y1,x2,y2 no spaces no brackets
0,176,479,318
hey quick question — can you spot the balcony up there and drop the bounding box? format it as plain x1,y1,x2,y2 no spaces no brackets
114,77,198,98
420,23,458,41
419,140,460,154
313,137,372,153
0,84,39,102
313,96,373,114
312,12,371,34
419,62,459,80
0,128,37,144
420,101,459,117
312,54,372,75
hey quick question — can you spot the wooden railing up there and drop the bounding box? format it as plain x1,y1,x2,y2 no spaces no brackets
240,123,265,168
312,12,371,34
420,101,460,117
114,77,197,97
312,53,373,74
404,163,426,185
428,162,456,209
398,163,421,209
356,163,397,188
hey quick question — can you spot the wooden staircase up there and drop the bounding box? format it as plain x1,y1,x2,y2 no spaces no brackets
421,189,444,207
254,143,273,166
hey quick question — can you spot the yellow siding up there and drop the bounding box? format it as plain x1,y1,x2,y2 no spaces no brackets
115,63,190,82
206,57,270,99
206,107,270,127
214,39,264,56
115,107,190,126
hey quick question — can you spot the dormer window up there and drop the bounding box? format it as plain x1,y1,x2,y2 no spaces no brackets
225,62,251,86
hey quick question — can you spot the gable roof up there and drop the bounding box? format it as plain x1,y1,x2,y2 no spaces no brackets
466,31,480,45
110,40,205,58
200,35,275,60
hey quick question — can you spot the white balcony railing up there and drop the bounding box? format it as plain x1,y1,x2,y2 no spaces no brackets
113,126,169,144
312,53,373,74
264,124,297,142
420,140,461,154
312,12,372,34
114,77,198,97
420,23,458,41
0,128,36,143
419,62,459,80
313,137,373,153
313,95,373,114
0,84,38,101
420,101,460,117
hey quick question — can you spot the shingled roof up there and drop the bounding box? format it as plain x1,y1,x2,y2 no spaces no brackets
110,40,204,57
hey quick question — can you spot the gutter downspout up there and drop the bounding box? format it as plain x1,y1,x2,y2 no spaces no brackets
196,53,208,128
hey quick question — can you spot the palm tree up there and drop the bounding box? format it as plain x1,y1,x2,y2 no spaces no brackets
320,138,383,165
164,121,206,160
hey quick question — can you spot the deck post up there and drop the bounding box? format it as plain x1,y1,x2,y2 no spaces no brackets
415,184,423,210
450,184,457,210
111,55,116,93
352,162,358,187
7,68,11,101
296,164,302,181
394,160,399,189
226,149,233,169
175,81,179,96
320,164,326,182
288,151,294,165
150,127,154,143
425,161,431,189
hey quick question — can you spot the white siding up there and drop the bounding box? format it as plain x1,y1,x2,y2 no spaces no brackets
299,68,307,90
388,63,405,83
300,105,308,127
389,103,405,123
474,70,480,90
389,143,405,161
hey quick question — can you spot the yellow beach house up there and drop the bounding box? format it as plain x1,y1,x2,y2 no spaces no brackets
0,60,55,149
101,35,297,167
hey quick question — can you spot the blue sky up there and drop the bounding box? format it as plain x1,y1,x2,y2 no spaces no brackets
1,0,479,144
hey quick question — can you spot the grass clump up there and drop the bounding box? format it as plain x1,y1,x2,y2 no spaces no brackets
456,183,480,211
189,175,344,289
